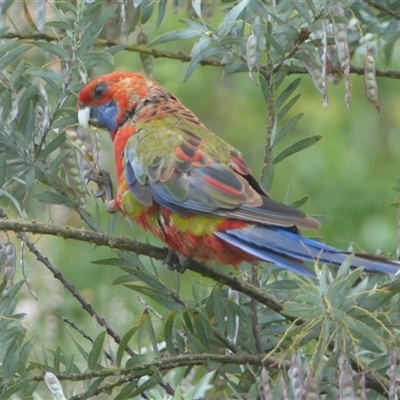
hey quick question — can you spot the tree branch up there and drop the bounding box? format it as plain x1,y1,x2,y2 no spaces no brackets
0,218,287,315
6,32,400,80
363,0,400,20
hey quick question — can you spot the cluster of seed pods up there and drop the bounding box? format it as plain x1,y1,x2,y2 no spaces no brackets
260,350,398,399
299,3,379,112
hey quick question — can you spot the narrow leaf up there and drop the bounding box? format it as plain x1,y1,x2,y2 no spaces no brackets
88,331,106,370
274,113,303,145
276,78,301,109
125,285,184,311
273,136,321,164
149,29,200,46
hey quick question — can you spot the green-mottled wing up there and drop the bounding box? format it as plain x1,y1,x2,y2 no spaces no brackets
124,116,318,229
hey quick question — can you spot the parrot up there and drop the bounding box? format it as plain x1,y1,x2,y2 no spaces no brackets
78,71,400,278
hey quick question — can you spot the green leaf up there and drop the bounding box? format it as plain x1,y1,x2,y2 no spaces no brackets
184,46,220,82
276,78,301,109
336,311,387,353
164,312,178,356
88,331,106,370
129,373,162,398
53,346,62,371
291,195,309,208
130,269,171,292
116,326,139,367
211,285,225,333
31,41,70,60
141,309,160,356
0,27,9,38
27,68,64,91
114,380,139,400
193,311,211,352
94,257,132,268
125,285,184,311
39,132,66,158
259,74,271,104
0,378,31,399
273,113,304,146
0,39,20,59
3,339,19,379
157,0,168,27
273,135,321,164
326,267,361,310
278,94,301,121
0,44,31,71
264,32,285,56
149,28,200,46
46,20,72,31
292,1,311,21
85,377,104,398
0,152,7,187
78,5,118,56
35,192,75,208
125,354,152,369
220,0,250,26
362,281,400,311
0,280,23,315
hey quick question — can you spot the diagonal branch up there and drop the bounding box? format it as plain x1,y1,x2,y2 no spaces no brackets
21,233,175,397
363,0,400,20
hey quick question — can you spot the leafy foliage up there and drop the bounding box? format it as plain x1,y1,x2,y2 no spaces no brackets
0,0,399,398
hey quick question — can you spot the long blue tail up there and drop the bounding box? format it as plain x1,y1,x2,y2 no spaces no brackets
215,226,400,277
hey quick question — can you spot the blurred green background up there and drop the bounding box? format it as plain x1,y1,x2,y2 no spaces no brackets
11,5,400,382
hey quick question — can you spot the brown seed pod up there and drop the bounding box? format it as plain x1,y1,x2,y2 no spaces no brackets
137,31,154,78
246,32,258,82
364,47,380,112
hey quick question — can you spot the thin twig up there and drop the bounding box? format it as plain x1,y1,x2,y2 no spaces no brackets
21,235,175,397
251,265,263,354
60,314,115,364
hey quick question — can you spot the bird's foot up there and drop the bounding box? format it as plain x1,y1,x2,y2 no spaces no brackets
164,249,192,273
85,168,116,213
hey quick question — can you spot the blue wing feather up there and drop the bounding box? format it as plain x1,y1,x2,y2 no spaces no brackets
216,227,400,276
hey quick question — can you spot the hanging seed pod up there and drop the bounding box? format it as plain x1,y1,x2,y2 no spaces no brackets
227,288,239,344
303,369,320,400
45,372,67,400
359,374,367,400
137,31,154,78
0,242,16,283
300,50,329,108
364,47,380,112
338,355,357,400
65,127,94,163
261,367,273,400
288,357,304,400
202,0,215,20
333,4,349,71
62,128,90,206
333,4,351,109
246,32,258,83
389,349,397,400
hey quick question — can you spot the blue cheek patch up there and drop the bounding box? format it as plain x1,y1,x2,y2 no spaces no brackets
90,100,119,132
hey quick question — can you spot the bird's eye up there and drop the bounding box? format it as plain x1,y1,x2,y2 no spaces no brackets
93,83,107,99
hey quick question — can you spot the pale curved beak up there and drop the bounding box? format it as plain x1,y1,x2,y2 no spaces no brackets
78,107,91,129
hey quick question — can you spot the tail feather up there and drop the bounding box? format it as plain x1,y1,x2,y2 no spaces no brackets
215,226,400,277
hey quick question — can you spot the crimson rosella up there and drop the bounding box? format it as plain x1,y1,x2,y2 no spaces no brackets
78,71,400,277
